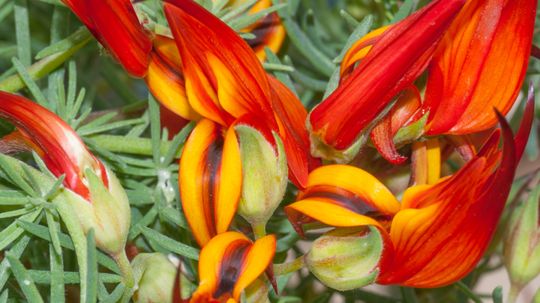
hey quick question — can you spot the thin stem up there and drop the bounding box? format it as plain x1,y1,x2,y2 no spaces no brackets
252,223,267,239
273,256,305,276
508,283,523,303
0,35,91,93
89,135,176,157
114,251,135,303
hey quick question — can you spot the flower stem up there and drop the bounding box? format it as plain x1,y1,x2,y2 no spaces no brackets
274,256,305,276
252,223,267,239
89,135,177,157
0,32,91,93
114,251,135,303
508,283,523,303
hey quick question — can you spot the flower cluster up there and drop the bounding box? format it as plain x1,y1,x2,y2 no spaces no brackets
0,0,537,302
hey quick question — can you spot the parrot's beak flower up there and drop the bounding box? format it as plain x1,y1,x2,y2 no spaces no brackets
423,0,536,135
0,92,107,199
307,0,465,163
62,0,152,77
163,0,316,188
286,96,534,288
184,232,276,303
0,92,131,256
179,119,243,247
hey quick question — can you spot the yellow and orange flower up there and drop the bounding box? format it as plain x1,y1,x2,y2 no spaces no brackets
308,0,465,162
0,92,107,199
423,0,537,135
177,232,276,303
286,98,534,287
161,0,317,246
62,0,153,77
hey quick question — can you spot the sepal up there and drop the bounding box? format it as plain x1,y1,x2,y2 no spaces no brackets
132,253,178,303
64,167,130,256
504,186,540,288
306,227,383,291
235,125,287,227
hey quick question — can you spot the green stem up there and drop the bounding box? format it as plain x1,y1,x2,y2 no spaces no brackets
89,135,176,157
0,34,91,93
53,198,88,303
508,283,523,303
114,251,135,303
252,223,267,239
273,256,305,276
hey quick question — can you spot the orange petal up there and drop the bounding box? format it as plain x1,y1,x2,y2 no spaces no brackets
247,13,286,62
424,0,536,135
163,0,274,124
192,232,275,302
0,92,106,199
146,35,200,121
309,0,465,151
285,165,399,235
378,114,522,287
268,76,318,188
179,119,242,247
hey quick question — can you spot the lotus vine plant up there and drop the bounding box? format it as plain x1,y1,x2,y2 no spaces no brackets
0,0,538,302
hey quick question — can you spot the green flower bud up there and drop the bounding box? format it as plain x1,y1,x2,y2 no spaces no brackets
235,125,287,227
64,167,131,256
504,186,540,288
132,253,177,303
306,226,383,291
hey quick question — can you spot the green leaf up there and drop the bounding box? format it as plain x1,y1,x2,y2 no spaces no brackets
45,210,63,257
0,235,30,290
6,252,44,303
102,284,126,303
86,229,98,303
281,17,335,76
0,290,7,303
492,286,503,303
140,226,200,260
14,0,31,66
28,270,121,285
49,244,65,303
0,209,41,250
400,287,419,303
16,220,120,273
12,57,49,107
149,95,162,164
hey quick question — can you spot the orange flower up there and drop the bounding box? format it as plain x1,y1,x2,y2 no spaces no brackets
423,0,537,135
0,92,107,200
178,232,276,303
161,0,317,246
63,0,153,77
286,98,534,287
308,0,465,162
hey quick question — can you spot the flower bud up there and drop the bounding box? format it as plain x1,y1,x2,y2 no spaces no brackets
504,187,540,287
64,167,131,256
132,253,177,303
306,226,383,291
235,125,287,227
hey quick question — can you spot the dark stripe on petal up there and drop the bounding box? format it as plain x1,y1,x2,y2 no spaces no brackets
213,240,251,299
202,128,225,238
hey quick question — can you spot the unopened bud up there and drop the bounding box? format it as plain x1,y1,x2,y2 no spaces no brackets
132,253,177,303
306,226,383,291
235,125,287,227
504,186,540,287
65,167,131,256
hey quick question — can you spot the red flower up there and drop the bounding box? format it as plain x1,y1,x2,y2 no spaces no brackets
423,0,537,135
